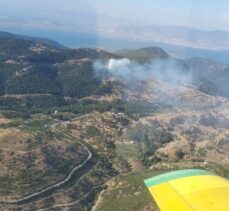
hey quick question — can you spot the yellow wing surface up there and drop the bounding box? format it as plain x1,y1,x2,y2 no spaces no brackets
144,169,229,211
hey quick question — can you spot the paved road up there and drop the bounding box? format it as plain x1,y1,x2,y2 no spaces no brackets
0,115,93,205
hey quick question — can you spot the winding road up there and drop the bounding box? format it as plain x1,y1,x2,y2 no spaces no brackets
0,115,93,205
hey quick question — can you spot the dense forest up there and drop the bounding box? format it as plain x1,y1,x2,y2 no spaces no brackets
1,33,229,114
0,36,119,111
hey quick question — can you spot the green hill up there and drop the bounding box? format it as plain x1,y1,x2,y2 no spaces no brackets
0,31,64,49
1,33,229,113
0,37,119,97
115,47,169,63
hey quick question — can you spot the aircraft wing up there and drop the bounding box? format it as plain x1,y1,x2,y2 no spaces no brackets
144,169,229,211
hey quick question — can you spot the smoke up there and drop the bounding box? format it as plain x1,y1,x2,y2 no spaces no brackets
93,58,147,81
93,58,193,87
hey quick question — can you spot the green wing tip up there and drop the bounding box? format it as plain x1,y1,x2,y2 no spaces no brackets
144,169,215,188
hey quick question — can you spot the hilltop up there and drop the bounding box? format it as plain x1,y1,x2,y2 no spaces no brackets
115,47,169,63
0,31,64,49
1,32,229,103
0,34,122,112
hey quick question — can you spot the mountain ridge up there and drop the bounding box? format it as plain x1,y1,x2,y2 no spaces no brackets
0,32,229,104
0,31,65,49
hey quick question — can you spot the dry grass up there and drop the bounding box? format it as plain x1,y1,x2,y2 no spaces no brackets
0,117,10,124
0,129,34,152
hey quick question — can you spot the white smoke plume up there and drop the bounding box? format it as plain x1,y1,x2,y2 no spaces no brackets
93,58,193,87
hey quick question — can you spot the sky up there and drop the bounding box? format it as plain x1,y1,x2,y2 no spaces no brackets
0,0,229,31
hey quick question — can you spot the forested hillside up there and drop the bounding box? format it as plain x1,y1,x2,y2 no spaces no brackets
1,33,229,114
0,36,121,111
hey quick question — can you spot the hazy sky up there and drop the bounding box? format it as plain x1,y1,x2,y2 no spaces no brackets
0,0,229,31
